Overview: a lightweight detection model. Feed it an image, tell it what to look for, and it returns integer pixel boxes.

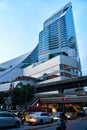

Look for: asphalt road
[2,116,87,130]
[66,118,87,130]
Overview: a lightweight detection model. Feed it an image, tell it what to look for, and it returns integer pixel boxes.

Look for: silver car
[28,112,54,125]
[0,111,21,128]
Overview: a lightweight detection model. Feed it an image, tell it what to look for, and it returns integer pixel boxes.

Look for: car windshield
[0,111,16,117]
[30,112,48,116]
[30,112,41,116]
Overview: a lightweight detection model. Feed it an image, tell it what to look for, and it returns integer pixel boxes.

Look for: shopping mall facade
[0,3,82,94]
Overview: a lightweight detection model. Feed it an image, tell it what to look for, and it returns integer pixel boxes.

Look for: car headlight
[66,115,71,119]
[30,117,37,122]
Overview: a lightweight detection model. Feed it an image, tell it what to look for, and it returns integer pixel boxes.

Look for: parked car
[65,112,76,119]
[0,111,21,128]
[83,107,87,115]
[27,112,54,125]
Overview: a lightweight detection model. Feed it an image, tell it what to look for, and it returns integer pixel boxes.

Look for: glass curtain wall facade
[19,45,38,68]
[0,2,82,86]
[38,3,79,63]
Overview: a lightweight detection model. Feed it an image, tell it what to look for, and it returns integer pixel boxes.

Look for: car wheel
[29,122,32,125]
[56,127,62,130]
[56,125,66,130]
[63,125,66,130]
[39,119,43,125]
[15,121,20,128]
[51,118,54,123]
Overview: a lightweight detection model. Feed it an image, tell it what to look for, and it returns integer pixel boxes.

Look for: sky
[0,0,87,75]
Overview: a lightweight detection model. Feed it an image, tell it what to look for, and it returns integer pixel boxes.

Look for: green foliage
[0,92,9,105]
[0,92,5,104]
[11,84,35,107]
[75,87,84,92]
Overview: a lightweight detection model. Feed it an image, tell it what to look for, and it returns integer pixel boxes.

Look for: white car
[28,112,54,125]
[0,111,21,128]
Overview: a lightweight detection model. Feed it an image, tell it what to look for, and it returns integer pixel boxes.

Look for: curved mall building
[0,2,82,91]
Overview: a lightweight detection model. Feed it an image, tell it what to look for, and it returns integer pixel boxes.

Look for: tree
[0,92,5,104]
[11,84,35,108]
[75,87,84,92]
[0,92,9,105]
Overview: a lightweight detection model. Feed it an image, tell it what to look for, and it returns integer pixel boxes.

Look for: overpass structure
[39,96,87,104]
[36,76,87,93]
[18,76,87,113]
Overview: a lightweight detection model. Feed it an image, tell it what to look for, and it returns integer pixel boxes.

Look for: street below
[3,117,87,130]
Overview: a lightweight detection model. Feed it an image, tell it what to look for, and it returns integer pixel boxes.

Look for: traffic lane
[37,126,57,130]
[3,117,87,130]
[66,119,87,130]
[33,118,87,130]
[25,121,60,130]
[2,122,60,130]
[0,124,30,130]
[25,119,87,130]
[26,118,87,130]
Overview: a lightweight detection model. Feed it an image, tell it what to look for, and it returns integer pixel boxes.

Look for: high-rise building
[38,3,80,65]
[0,2,82,91]
[24,2,82,83]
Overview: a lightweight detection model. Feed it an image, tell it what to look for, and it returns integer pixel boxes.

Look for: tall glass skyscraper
[38,3,80,64]
[0,2,82,91]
